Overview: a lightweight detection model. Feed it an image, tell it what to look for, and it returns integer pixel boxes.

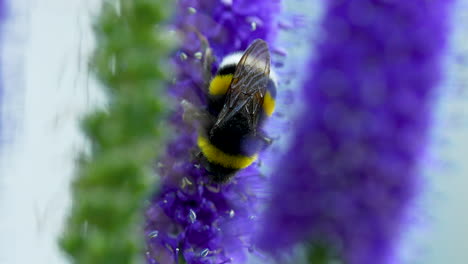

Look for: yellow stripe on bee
[197,136,257,169]
[209,75,233,96]
[263,91,275,116]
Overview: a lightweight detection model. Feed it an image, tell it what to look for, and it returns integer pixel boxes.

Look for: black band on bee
[217,64,236,76]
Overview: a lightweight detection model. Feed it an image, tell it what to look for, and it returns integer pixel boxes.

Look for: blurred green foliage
[306,242,342,264]
[59,0,175,263]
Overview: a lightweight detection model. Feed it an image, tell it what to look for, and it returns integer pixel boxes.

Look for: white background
[0,0,102,263]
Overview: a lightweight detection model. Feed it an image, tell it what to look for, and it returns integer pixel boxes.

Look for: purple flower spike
[146,166,267,264]
[258,1,453,264]
[175,0,280,61]
[146,0,280,263]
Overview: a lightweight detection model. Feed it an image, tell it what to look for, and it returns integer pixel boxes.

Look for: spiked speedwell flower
[145,0,280,263]
[257,0,453,264]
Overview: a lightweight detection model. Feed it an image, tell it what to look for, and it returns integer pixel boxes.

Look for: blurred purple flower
[0,0,4,19]
[145,1,280,264]
[257,0,453,263]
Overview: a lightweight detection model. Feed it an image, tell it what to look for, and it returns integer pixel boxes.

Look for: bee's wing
[212,39,271,135]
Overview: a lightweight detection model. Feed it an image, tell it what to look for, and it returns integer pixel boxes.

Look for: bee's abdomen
[197,135,258,170]
[197,112,260,170]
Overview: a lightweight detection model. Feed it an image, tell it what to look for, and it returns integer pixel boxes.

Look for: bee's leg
[181,99,204,125]
[194,30,214,89]
[180,25,215,86]
[191,150,203,166]
[262,136,273,145]
[181,100,213,130]
[257,132,273,150]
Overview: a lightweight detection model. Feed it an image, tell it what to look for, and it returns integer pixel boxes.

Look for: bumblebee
[184,38,277,183]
